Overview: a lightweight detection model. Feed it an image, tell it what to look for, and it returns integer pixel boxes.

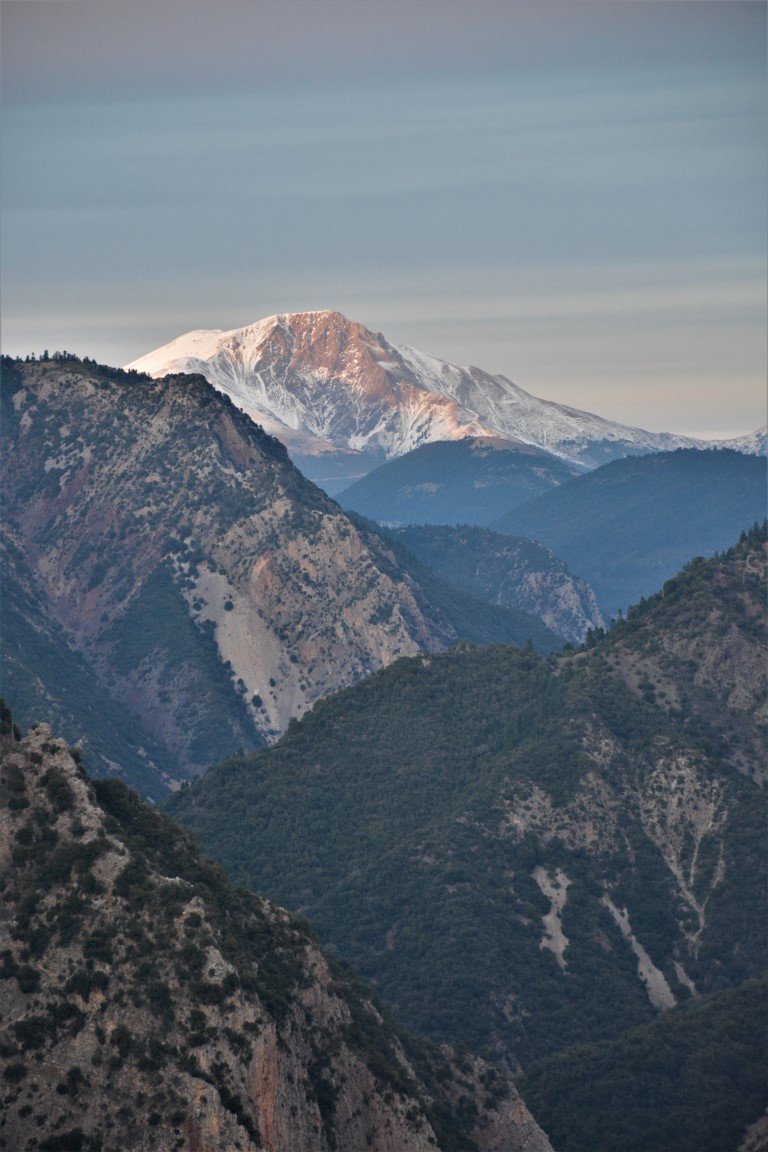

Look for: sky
[2,0,766,438]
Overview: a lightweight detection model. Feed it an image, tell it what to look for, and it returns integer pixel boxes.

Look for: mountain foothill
[1,317,766,1152]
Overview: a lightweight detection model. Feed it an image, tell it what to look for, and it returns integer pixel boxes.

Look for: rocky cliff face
[3,356,544,794]
[600,524,767,782]
[0,714,552,1152]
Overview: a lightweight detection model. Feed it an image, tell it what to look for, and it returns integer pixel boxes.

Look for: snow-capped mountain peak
[126,310,766,476]
[127,310,500,460]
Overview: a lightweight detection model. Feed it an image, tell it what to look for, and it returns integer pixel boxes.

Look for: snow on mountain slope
[127,310,765,471]
[713,427,767,456]
[395,346,701,467]
[127,311,498,463]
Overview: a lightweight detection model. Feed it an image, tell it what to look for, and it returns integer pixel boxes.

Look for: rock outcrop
[0,712,552,1152]
[2,356,552,796]
[600,523,767,781]
[391,525,604,643]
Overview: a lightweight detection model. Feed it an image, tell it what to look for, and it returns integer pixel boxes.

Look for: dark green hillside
[0,525,179,801]
[169,535,767,1068]
[520,978,768,1152]
[338,438,579,526]
[169,575,767,1069]
[494,449,767,615]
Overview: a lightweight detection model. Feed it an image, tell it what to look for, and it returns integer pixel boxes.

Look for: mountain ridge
[0,708,552,1152]
[168,529,767,1069]
[494,448,768,615]
[126,310,765,485]
[338,438,580,527]
[1,354,557,796]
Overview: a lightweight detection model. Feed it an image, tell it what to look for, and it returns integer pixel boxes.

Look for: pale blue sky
[2,0,765,436]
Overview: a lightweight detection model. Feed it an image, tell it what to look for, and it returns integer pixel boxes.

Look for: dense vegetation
[520,978,768,1152]
[338,438,578,526]
[169,535,767,1070]
[494,448,767,614]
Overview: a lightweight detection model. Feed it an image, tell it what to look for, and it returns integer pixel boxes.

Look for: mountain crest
[127,310,766,481]
[128,311,497,463]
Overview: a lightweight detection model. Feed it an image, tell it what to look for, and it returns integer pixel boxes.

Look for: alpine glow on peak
[127,310,766,478]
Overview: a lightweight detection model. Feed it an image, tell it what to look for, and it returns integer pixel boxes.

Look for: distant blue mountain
[338,437,580,526]
[494,448,767,615]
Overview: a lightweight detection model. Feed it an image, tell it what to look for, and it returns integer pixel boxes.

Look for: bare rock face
[1,358,469,792]
[600,527,767,782]
[741,1112,768,1152]
[0,717,553,1152]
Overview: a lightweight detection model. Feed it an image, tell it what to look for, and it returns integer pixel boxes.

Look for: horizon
[2,0,766,439]
[6,304,764,442]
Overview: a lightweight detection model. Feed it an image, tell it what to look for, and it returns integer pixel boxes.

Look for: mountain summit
[127,311,497,481]
[127,311,764,487]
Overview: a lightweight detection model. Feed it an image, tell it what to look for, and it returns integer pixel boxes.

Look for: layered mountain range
[0,708,552,1152]
[127,310,765,490]
[495,448,768,614]
[2,356,560,798]
[338,438,580,526]
[2,321,765,1152]
[170,529,767,1077]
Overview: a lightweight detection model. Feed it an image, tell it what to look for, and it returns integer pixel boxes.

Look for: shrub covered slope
[169,530,767,1073]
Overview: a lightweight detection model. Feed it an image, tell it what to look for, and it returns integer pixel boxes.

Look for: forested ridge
[169,529,767,1078]
[494,449,767,613]
[520,978,768,1152]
